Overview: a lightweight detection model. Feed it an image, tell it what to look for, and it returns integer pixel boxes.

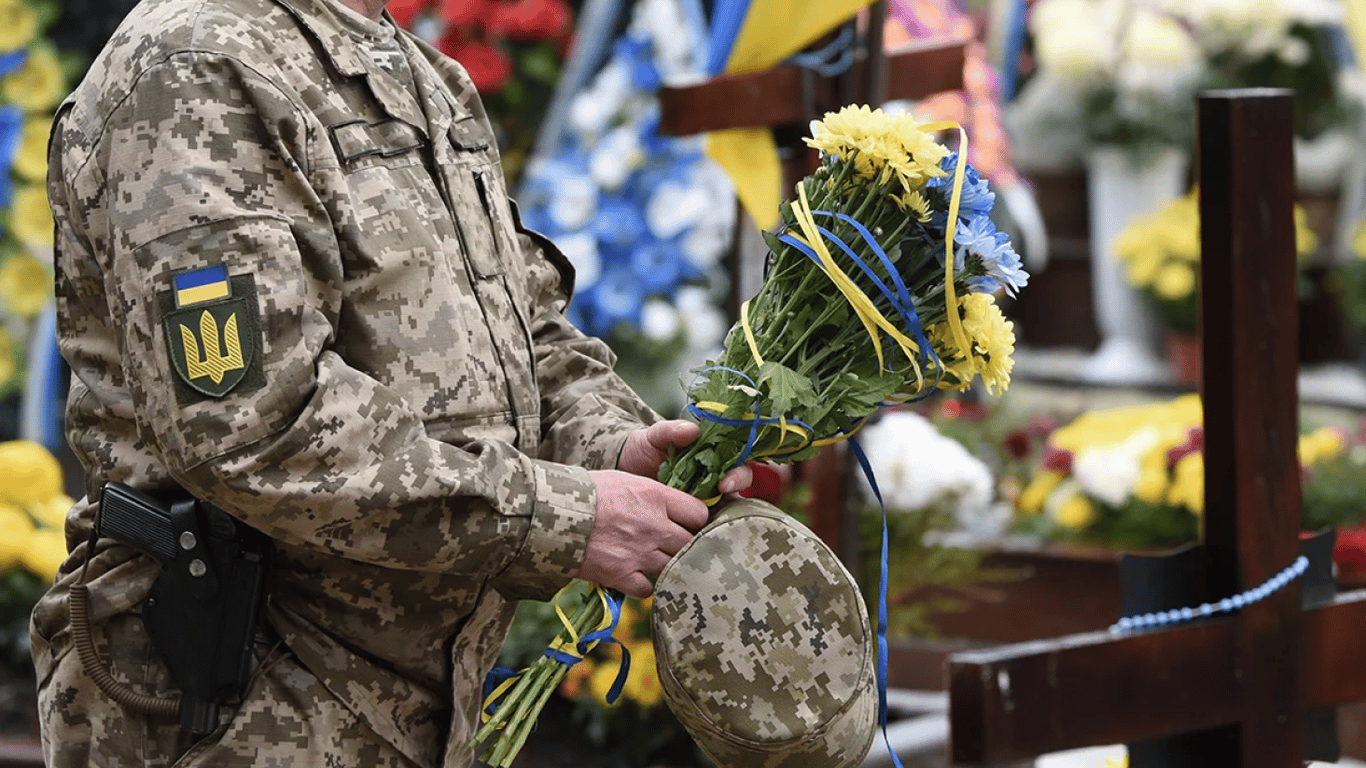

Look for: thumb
[645,420,700,452]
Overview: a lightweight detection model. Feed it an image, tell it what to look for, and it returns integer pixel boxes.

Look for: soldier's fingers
[716,464,753,495]
[654,523,693,558]
[618,573,654,600]
[645,420,699,452]
[642,549,674,579]
[662,490,709,531]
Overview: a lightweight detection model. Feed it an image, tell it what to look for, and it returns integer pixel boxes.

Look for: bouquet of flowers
[1112,188,1318,335]
[471,105,1028,765]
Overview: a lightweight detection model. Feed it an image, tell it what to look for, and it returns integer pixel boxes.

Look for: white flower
[646,177,711,239]
[856,412,995,528]
[547,175,600,232]
[589,126,644,190]
[567,60,632,139]
[1071,426,1162,507]
[555,232,602,289]
[640,299,681,342]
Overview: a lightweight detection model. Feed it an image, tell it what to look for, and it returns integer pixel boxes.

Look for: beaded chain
[1109,556,1310,634]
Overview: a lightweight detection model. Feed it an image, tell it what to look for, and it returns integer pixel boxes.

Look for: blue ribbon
[849,437,907,768]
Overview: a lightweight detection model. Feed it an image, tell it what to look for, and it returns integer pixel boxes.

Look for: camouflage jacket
[32,0,658,764]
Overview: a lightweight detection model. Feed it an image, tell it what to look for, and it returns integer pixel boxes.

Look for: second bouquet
[472,104,1029,766]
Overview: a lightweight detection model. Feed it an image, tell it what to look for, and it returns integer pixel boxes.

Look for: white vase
[1083,145,1189,384]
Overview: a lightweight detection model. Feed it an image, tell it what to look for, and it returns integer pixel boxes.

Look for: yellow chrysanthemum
[1017,471,1064,516]
[2,46,65,112]
[21,527,67,581]
[1133,462,1169,506]
[0,440,63,507]
[960,293,1015,396]
[0,325,15,388]
[29,493,73,529]
[1153,262,1196,301]
[0,0,36,53]
[806,105,947,188]
[0,502,35,569]
[1299,427,1346,467]
[900,190,932,222]
[621,640,663,708]
[1294,207,1319,257]
[13,116,51,182]
[0,251,52,317]
[12,183,54,249]
[1167,452,1204,515]
[1052,492,1095,530]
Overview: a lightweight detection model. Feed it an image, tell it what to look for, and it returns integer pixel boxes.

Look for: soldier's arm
[515,223,666,470]
[64,50,592,600]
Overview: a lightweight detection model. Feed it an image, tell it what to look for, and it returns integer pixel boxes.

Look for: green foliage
[1302,449,1366,534]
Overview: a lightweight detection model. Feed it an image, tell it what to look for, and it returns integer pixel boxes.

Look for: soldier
[30,0,750,763]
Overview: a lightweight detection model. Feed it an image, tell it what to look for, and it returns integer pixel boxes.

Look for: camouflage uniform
[30,0,659,764]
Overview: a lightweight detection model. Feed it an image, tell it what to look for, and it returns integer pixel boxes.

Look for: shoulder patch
[159,267,266,404]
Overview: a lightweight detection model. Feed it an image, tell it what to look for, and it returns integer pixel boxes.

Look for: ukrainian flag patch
[159,267,265,403]
[173,265,231,307]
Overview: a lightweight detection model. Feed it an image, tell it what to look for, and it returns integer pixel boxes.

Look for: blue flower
[0,50,26,78]
[576,266,646,336]
[926,153,995,228]
[593,196,648,265]
[630,239,703,295]
[953,214,1029,297]
[0,106,24,208]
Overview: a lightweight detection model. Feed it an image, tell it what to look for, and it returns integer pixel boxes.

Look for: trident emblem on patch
[161,266,260,400]
[180,310,245,385]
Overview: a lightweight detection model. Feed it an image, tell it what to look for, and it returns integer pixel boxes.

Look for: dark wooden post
[1198,88,1305,765]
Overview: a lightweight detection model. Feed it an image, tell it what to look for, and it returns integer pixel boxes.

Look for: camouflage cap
[651,497,876,768]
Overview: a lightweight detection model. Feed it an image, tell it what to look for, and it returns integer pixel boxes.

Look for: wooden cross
[656,6,969,568]
[944,89,1366,767]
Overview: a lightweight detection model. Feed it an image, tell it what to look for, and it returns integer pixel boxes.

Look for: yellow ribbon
[918,121,972,360]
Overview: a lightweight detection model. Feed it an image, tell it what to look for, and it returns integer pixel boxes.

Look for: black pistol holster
[90,482,272,733]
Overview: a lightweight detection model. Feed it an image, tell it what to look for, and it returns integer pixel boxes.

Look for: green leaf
[758,360,818,416]
[761,230,787,257]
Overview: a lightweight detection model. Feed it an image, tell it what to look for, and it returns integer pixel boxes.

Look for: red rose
[387,0,431,28]
[440,34,513,92]
[485,0,571,41]
[1334,527,1366,573]
[1041,444,1073,473]
[438,0,491,28]
[1003,429,1031,459]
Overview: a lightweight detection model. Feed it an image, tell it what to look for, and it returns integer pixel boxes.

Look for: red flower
[1334,526,1366,573]
[438,0,491,28]
[485,0,571,41]
[1026,415,1057,436]
[440,34,513,92]
[1166,426,1204,467]
[387,0,431,28]
[1003,429,1031,459]
[738,463,787,506]
[1041,444,1073,473]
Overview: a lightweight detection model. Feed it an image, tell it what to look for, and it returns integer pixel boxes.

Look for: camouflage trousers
[34,611,420,768]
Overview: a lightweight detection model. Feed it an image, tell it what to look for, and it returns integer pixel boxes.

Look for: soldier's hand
[617,420,752,495]
[577,469,710,599]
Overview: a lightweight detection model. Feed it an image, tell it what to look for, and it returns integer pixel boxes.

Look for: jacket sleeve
[516,222,663,472]
[63,51,591,600]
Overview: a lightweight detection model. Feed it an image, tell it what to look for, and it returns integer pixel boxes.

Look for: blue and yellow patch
[159,267,265,403]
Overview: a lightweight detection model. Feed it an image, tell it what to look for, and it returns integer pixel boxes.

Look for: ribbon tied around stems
[481,585,631,724]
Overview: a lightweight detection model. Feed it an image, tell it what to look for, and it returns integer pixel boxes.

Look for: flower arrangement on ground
[0,440,71,733]
[0,0,71,397]
[1011,394,1366,557]
[1112,188,1318,336]
[470,104,1029,766]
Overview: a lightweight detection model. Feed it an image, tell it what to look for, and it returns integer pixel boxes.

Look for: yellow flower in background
[1105,754,1129,768]
[0,440,63,507]
[1167,452,1204,514]
[0,325,15,388]
[21,527,66,581]
[0,0,37,52]
[558,659,592,700]
[587,657,623,708]
[30,493,73,529]
[12,182,54,248]
[1299,427,1346,467]
[13,115,51,181]
[2,46,64,111]
[1122,244,1164,289]
[1153,263,1196,301]
[621,640,663,708]
[1295,207,1319,257]
[1133,461,1170,506]
[0,251,52,317]
[1052,492,1096,530]
[1018,470,1064,516]
[0,502,35,569]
